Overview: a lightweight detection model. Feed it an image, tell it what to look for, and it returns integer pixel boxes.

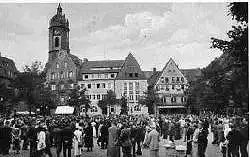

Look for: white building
[78,53,148,115]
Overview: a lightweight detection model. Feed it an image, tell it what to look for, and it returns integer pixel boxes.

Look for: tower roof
[49,3,69,29]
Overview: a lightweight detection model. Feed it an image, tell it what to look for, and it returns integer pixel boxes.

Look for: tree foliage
[67,87,90,115]
[188,3,248,113]
[13,61,45,114]
[120,96,128,115]
[138,85,160,115]
[97,90,118,115]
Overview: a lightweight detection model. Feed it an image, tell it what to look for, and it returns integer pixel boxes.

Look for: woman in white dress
[73,126,83,157]
[91,121,97,138]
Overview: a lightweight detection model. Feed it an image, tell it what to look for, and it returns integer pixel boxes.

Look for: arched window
[55,37,60,47]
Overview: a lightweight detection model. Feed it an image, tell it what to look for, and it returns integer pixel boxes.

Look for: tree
[0,81,15,115]
[97,90,118,115]
[210,2,248,113]
[120,96,128,115]
[67,87,90,115]
[37,86,57,115]
[138,85,160,115]
[13,61,45,114]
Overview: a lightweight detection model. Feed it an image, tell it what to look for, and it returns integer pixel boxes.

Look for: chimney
[153,67,156,74]
[83,58,88,63]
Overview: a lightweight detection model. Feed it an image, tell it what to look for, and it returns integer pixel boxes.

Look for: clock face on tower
[54,30,60,35]
[58,51,66,59]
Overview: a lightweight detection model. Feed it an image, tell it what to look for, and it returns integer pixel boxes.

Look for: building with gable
[147,58,190,114]
[78,53,148,115]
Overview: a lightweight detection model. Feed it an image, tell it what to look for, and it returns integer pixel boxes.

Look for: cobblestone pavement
[2,130,224,157]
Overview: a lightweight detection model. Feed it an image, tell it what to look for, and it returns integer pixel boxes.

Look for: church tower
[48,4,70,61]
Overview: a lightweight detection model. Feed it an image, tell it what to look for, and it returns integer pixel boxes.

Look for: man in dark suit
[62,124,74,157]
[53,125,63,157]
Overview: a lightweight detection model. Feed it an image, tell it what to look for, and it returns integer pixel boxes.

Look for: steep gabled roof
[80,60,124,74]
[116,53,146,80]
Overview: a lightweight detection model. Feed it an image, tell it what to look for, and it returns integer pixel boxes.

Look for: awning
[158,106,185,109]
[16,111,35,115]
[55,106,74,114]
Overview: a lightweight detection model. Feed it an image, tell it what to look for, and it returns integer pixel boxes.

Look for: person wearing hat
[143,124,160,157]
[119,123,132,157]
[107,120,120,157]
[197,121,209,157]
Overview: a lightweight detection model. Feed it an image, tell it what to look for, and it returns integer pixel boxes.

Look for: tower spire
[57,3,62,15]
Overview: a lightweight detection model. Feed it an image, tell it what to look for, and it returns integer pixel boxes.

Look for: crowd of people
[0,113,248,157]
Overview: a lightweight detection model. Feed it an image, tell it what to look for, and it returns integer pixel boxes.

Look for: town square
[0,2,248,157]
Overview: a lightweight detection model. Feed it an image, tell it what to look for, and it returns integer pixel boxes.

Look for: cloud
[71,3,231,71]
[0,3,233,71]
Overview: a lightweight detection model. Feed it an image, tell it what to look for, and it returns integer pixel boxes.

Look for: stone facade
[148,58,189,114]
[0,53,17,88]
[45,4,81,105]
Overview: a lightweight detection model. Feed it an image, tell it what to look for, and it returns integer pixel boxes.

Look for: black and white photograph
[0,1,248,157]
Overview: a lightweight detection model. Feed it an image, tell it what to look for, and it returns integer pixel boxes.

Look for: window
[56,63,59,69]
[88,84,91,89]
[60,84,64,90]
[110,74,115,78]
[110,106,115,112]
[135,95,139,101]
[102,94,106,100]
[55,37,60,47]
[105,74,108,79]
[84,75,88,79]
[134,105,141,111]
[135,73,138,77]
[165,77,169,83]
[172,85,175,90]
[51,73,55,80]
[69,71,73,78]
[97,94,100,100]
[181,97,185,103]
[51,85,56,91]
[98,74,101,78]
[124,83,127,90]
[91,74,95,79]
[108,83,112,89]
[171,97,176,103]
[97,83,100,88]
[129,82,133,90]
[92,95,96,100]
[81,84,85,89]
[176,77,180,82]
[129,73,133,77]
[172,77,175,83]
[161,77,164,83]
[129,95,133,100]
[181,85,185,90]
[181,77,184,82]
[102,83,106,88]
[64,62,67,68]
[135,82,139,90]
[60,72,64,79]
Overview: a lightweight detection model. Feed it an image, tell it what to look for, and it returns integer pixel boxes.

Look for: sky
[0,3,235,71]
